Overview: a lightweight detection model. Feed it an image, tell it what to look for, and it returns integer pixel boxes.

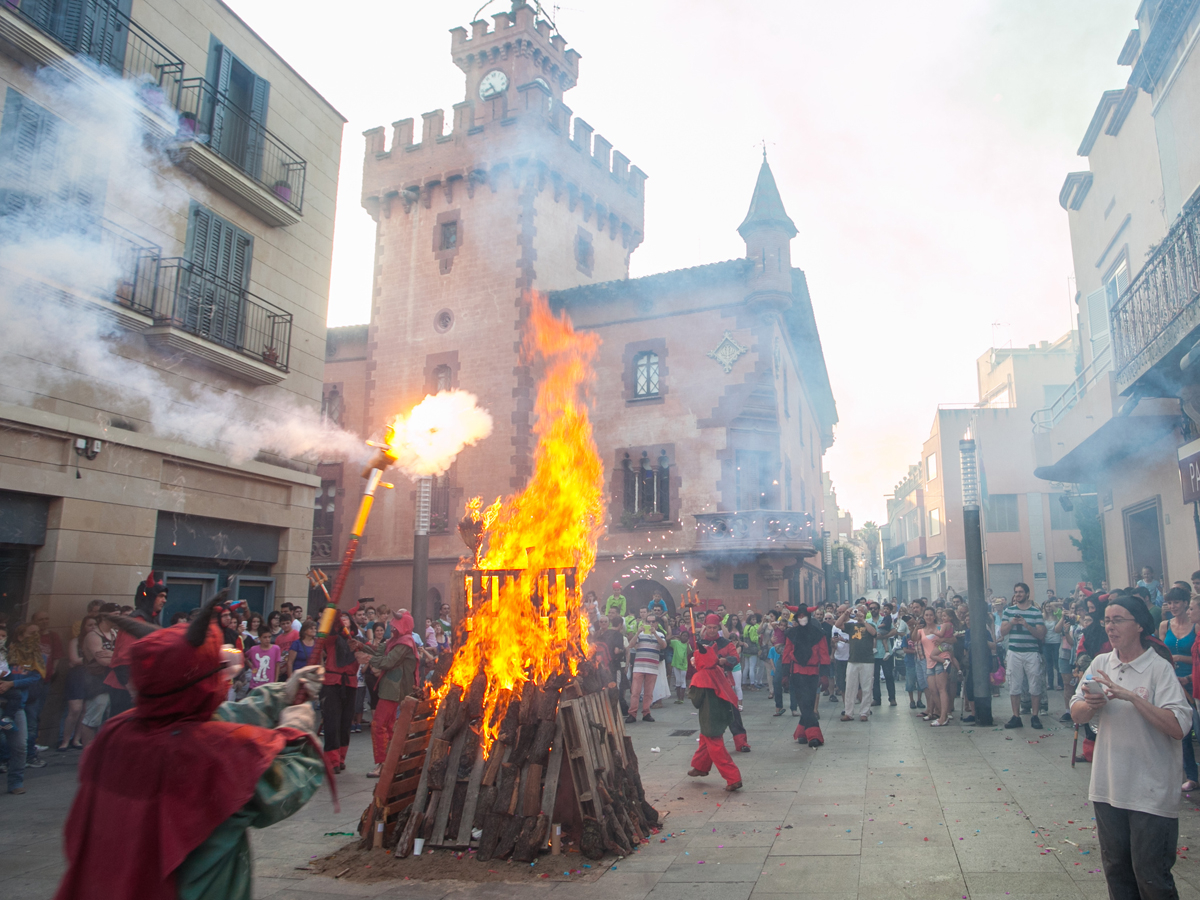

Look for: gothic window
[434,364,452,392]
[621,449,671,522]
[321,385,343,427]
[312,480,337,534]
[575,228,594,276]
[634,352,659,397]
[430,473,451,534]
[736,450,775,510]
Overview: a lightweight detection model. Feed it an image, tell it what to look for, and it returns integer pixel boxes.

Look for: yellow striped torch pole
[317,434,397,639]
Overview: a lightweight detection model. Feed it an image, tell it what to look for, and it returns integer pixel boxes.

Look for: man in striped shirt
[1001,582,1046,730]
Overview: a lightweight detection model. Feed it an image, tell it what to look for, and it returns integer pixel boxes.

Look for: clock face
[479,69,509,100]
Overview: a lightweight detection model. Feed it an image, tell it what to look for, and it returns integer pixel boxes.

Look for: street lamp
[960,429,992,726]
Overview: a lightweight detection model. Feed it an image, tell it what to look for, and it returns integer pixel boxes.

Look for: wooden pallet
[363,695,437,849]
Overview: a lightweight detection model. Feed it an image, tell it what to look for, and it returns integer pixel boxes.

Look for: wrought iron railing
[5,0,183,93]
[174,78,306,214]
[1112,192,1200,380]
[1030,345,1112,433]
[154,258,291,371]
[885,543,906,563]
[97,217,159,314]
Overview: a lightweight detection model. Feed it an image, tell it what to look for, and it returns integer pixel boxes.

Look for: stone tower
[353,1,645,604]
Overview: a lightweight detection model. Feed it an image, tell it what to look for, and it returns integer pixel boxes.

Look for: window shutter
[209,43,233,151]
[88,0,131,75]
[1086,287,1109,358]
[58,0,86,52]
[23,0,54,30]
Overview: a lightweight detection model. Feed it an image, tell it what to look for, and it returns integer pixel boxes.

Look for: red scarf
[689,641,740,707]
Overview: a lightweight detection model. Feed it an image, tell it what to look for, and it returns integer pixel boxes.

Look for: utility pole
[960,433,992,726]
[411,475,432,627]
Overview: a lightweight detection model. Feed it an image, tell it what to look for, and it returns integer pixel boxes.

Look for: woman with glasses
[1071,595,1191,899]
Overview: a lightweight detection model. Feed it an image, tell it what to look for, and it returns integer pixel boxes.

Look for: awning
[1034,412,1179,484]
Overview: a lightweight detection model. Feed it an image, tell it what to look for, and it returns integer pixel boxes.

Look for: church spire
[737,155,797,240]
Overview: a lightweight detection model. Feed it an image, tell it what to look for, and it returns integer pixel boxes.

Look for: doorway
[1123,497,1166,586]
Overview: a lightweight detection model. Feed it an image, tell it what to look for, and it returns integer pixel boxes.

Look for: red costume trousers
[372,699,399,764]
[691,735,741,786]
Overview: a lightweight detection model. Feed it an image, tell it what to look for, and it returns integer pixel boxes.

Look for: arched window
[634,351,659,397]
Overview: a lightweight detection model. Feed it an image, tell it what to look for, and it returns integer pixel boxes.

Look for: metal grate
[668,729,697,737]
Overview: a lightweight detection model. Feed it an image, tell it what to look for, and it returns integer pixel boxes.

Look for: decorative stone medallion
[707,330,748,374]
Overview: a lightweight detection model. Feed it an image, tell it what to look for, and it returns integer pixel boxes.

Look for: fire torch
[316,428,398,639]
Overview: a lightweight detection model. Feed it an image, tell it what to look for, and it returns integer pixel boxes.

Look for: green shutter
[183,202,252,350]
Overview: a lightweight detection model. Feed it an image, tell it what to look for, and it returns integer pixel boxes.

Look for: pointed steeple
[738,155,797,240]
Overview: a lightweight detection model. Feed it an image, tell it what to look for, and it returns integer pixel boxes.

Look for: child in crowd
[902,616,924,710]
[246,628,281,690]
[669,632,689,703]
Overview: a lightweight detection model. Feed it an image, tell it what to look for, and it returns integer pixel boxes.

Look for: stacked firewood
[373,657,659,862]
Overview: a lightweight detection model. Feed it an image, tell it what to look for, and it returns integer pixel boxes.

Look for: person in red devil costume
[785,605,831,748]
[103,572,168,716]
[54,591,329,900]
[686,614,744,791]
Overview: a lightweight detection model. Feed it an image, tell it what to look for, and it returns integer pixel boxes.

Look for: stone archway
[621,579,676,618]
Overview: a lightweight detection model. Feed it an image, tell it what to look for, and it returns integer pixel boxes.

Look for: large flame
[386,389,493,477]
[439,292,605,753]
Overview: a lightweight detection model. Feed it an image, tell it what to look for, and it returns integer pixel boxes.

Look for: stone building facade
[322,2,837,620]
[0,0,344,627]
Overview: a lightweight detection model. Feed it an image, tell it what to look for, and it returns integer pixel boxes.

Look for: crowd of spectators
[0,592,459,794]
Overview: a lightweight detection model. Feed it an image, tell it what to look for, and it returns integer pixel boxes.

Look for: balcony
[99,217,160,318]
[885,544,906,563]
[146,258,292,384]
[1111,190,1200,394]
[1031,345,1112,433]
[1,0,183,94]
[693,510,816,556]
[172,78,306,226]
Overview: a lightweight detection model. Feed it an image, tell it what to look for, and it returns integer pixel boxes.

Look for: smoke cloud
[386,389,493,478]
[0,65,365,467]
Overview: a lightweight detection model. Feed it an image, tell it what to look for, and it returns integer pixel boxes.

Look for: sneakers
[916,700,926,709]
[1059,712,1073,723]
[642,714,655,723]
[724,781,743,792]
[1030,716,1044,730]
[889,699,897,706]
[26,755,47,769]
[961,715,976,724]
[808,739,821,749]
[773,709,785,717]
[8,787,24,795]
[687,768,707,777]
[624,715,636,724]
[1004,716,1024,729]
[909,700,917,709]
[673,699,685,704]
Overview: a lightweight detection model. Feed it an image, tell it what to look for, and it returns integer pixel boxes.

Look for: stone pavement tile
[681,827,780,848]
[660,862,764,883]
[612,854,679,872]
[0,851,65,879]
[963,872,1088,899]
[709,792,795,822]
[644,881,753,900]
[0,870,63,898]
[767,837,860,856]
[749,892,857,900]
[952,839,1072,873]
[752,855,857,892]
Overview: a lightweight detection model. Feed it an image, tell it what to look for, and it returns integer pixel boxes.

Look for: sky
[229,0,1135,526]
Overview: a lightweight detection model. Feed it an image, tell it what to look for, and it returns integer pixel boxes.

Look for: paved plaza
[6,687,1200,899]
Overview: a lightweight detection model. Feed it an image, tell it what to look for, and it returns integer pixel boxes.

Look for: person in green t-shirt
[668,636,689,703]
[604,582,627,618]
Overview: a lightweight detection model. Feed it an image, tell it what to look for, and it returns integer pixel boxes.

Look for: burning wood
[360,294,659,861]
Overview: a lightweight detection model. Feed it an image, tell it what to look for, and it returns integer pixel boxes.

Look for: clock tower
[350,1,646,608]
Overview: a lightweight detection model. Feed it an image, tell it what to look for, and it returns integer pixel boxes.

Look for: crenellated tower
[352,1,646,601]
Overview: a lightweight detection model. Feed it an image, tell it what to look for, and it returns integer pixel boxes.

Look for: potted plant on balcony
[271,180,292,204]
[177,110,197,139]
[262,345,280,367]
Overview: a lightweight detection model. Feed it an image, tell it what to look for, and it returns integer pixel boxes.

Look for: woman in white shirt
[1070,594,1191,900]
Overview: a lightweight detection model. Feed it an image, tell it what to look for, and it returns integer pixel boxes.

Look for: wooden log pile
[364,656,659,861]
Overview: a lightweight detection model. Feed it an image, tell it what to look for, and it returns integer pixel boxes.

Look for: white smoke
[0,65,365,467]
[387,390,493,478]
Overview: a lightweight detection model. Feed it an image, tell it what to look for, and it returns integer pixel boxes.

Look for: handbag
[989,661,1006,686]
